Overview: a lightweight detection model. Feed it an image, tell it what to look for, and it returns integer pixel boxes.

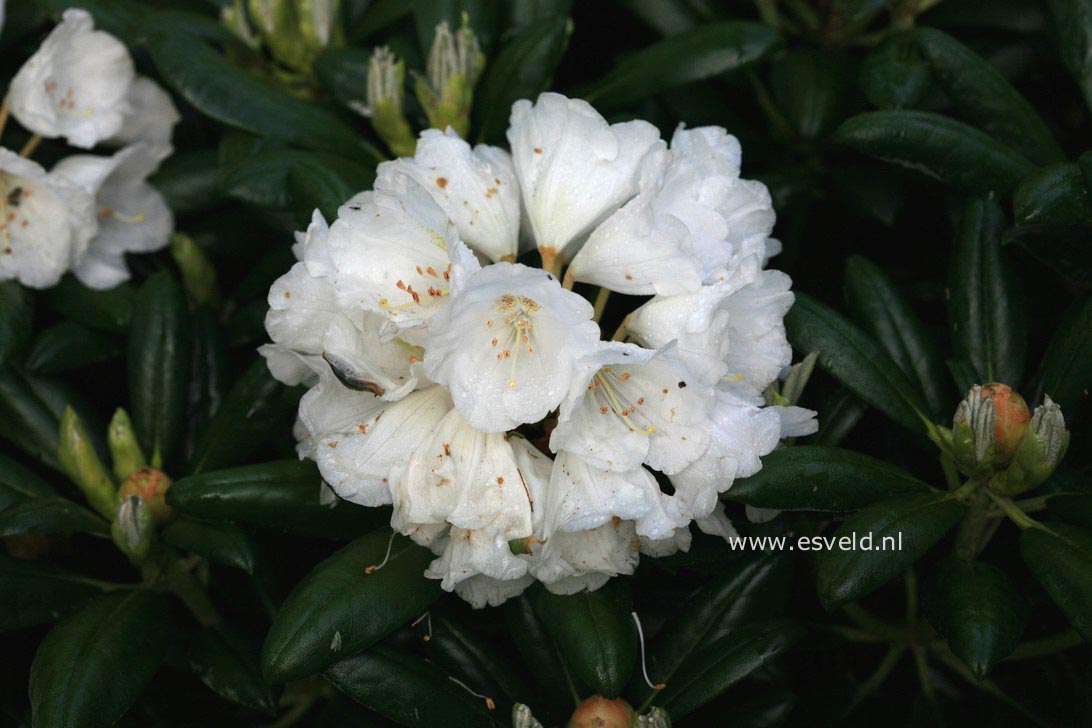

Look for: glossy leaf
[925,556,1027,679]
[531,579,636,699]
[289,157,375,224]
[168,460,387,539]
[834,111,1035,194]
[815,492,965,609]
[184,307,227,460]
[26,322,120,375]
[1020,524,1092,641]
[0,497,109,537]
[503,593,581,707]
[0,453,56,511]
[29,590,172,728]
[0,556,104,632]
[1013,162,1091,227]
[844,255,949,418]
[315,47,371,108]
[0,366,62,469]
[812,388,868,447]
[582,22,782,110]
[150,149,223,217]
[769,48,850,140]
[189,624,277,715]
[1038,296,1092,410]
[860,33,931,109]
[1050,0,1092,112]
[261,531,441,683]
[41,277,134,333]
[0,280,32,366]
[785,293,931,435]
[948,197,1027,386]
[728,446,931,511]
[162,520,257,574]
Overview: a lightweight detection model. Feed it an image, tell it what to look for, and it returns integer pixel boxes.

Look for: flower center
[589,366,656,435]
[491,294,540,389]
[0,175,34,254]
[43,80,94,117]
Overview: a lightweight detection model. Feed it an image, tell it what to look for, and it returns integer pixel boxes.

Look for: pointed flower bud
[568,696,635,728]
[221,0,262,50]
[117,468,174,525]
[246,0,343,73]
[512,704,545,728]
[636,707,671,728]
[991,396,1070,495]
[951,383,1030,476]
[170,233,220,309]
[414,18,485,138]
[108,408,147,481]
[361,46,416,157]
[58,406,118,519]
[111,495,155,562]
[298,0,345,57]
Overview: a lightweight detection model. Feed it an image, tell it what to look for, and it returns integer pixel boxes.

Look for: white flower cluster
[0,9,179,289]
[262,92,816,607]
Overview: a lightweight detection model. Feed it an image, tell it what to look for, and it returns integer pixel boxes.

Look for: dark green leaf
[185,307,227,461]
[768,48,850,140]
[947,357,980,395]
[42,0,148,42]
[503,593,581,708]
[860,33,931,110]
[531,579,635,699]
[148,33,380,161]
[834,0,894,26]
[29,590,172,728]
[1049,0,1092,112]
[925,556,1027,679]
[811,388,868,448]
[0,366,62,469]
[221,147,374,216]
[0,280,32,366]
[189,624,277,715]
[289,157,375,224]
[816,492,964,609]
[0,555,105,632]
[655,620,803,720]
[41,277,134,333]
[474,15,572,144]
[150,149,224,217]
[1013,161,1091,227]
[0,453,56,510]
[315,47,371,108]
[168,460,388,539]
[582,22,782,110]
[346,0,413,43]
[785,293,931,435]
[834,111,1035,194]
[325,646,495,728]
[0,497,109,537]
[128,271,191,468]
[728,446,932,511]
[26,322,120,375]
[914,28,1063,165]
[1038,296,1092,410]
[262,531,441,683]
[614,0,705,35]
[1046,493,1092,530]
[844,255,949,418]
[162,520,257,574]
[948,197,1027,386]
[1020,524,1092,641]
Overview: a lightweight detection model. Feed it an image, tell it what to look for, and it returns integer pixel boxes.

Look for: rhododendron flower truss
[263,92,816,607]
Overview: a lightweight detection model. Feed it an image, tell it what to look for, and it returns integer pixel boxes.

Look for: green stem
[986,490,1040,531]
[159,552,220,627]
[911,646,942,722]
[1006,630,1083,661]
[821,624,891,643]
[845,645,905,717]
[939,452,961,490]
[842,603,904,641]
[592,287,611,323]
[933,650,1048,726]
[955,488,993,559]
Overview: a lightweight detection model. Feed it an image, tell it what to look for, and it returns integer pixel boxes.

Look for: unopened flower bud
[108,408,147,481]
[414,18,485,138]
[991,396,1070,495]
[221,0,262,50]
[117,468,174,525]
[983,383,1030,463]
[951,384,1030,476]
[361,46,416,157]
[635,707,671,728]
[512,703,544,728]
[58,406,118,519]
[298,0,344,58]
[568,696,635,728]
[170,233,220,309]
[246,0,343,73]
[111,495,155,562]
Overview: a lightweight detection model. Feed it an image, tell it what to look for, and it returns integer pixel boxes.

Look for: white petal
[534,519,639,594]
[378,128,520,262]
[507,92,662,259]
[9,9,135,148]
[426,527,529,590]
[542,450,655,534]
[774,405,818,437]
[695,502,740,541]
[453,573,534,608]
[108,76,180,148]
[745,505,781,524]
[639,527,692,558]
[424,262,600,432]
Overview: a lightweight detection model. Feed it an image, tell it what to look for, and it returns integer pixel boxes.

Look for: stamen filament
[363,531,397,574]
[632,611,666,692]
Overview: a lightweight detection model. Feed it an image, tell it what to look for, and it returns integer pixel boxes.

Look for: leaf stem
[845,644,905,717]
[1005,630,1083,661]
[19,133,42,158]
[985,490,1040,531]
[592,287,611,322]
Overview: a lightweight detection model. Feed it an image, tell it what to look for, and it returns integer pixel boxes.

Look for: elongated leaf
[189,624,277,715]
[221,147,374,215]
[1038,296,1092,410]
[0,280,32,366]
[728,446,931,511]
[816,492,964,609]
[860,33,931,109]
[162,520,257,574]
[1049,0,1092,112]
[41,277,134,333]
[346,0,413,43]
[26,322,120,375]
[582,22,782,110]
[1046,493,1092,530]
[289,158,375,224]
[185,307,227,461]
[474,15,572,143]
[315,47,371,108]
[949,197,1027,386]
[30,590,172,728]
[614,0,705,35]
[769,48,850,140]
[785,293,931,435]
[1020,524,1092,641]
[503,593,581,709]
[844,255,949,418]
[0,365,62,469]
[0,453,56,511]
[925,556,1027,679]
[834,111,1035,194]
[262,531,441,683]
[1013,162,1091,227]
[326,646,495,727]
[150,149,223,217]
[0,497,109,537]
[531,580,635,699]
[0,556,104,632]
[812,388,868,447]
[914,28,1063,164]
[168,460,387,539]
[128,271,191,467]
[655,620,803,720]
[148,33,379,161]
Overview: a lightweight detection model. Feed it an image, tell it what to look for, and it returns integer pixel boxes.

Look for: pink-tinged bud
[980,383,1030,464]
[567,696,635,728]
[117,468,174,524]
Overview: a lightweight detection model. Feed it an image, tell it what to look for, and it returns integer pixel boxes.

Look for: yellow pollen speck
[508,378,517,388]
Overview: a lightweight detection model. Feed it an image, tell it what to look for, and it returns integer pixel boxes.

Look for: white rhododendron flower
[9,9,135,148]
[263,92,816,607]
[107,77,182,149]
[0,148,96,288]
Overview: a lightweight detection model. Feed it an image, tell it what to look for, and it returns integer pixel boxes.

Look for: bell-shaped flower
[424,262,601,432]
[453,573,535,609]
[53,143,173,289]
[327,174,479,337]
[108,77,181,149]
[507,92,662,266]
[425,526,529,591]
[0,148,96,289]
[377,128,520,263]
[9,9,135,148]
[550,342,714,474]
